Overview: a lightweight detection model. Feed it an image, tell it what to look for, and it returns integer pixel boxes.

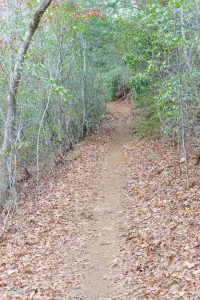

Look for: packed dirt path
[1,100,200,299]
[0,100,133,300]
[76,101,131,299]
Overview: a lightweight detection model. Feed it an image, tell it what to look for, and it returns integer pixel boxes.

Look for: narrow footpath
[0,100,133,300]
[1,100,199,300]
[75,101,132,299]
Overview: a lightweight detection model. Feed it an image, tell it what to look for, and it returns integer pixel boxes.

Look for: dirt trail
[0,100,133,300]
[1,100,199,299]
[77,101,132,299]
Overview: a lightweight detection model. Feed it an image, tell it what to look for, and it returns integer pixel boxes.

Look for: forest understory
[0,100,199,299]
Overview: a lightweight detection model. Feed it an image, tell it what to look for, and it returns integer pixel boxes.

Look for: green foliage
[148,153,160,161]
[0,1,122,168]
[133,114,160,136]
[1,0,199,181]
[117,0,200,138]
[104,67,130,101]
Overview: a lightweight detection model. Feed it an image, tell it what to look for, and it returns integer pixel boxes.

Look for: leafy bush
[133,114,160,137]
[104,66,130,101]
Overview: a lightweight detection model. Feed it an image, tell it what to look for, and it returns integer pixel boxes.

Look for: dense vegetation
[120,0,200,140]
[0,0,199,201]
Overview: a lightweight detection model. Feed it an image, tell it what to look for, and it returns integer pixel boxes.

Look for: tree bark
[0,0,53,201]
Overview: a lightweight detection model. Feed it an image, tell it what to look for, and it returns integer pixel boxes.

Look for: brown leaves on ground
[0,136,109,299]
[120,136,200,299]
[0,100,200,299]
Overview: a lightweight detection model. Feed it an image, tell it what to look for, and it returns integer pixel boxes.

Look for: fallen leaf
[7,270,15,276]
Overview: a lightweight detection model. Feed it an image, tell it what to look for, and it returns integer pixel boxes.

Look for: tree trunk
[0,0,53,202]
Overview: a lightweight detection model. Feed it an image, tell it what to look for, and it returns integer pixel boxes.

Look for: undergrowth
[132,113,160,137]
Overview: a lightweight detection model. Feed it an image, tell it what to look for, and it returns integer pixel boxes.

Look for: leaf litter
[0,100,199,299]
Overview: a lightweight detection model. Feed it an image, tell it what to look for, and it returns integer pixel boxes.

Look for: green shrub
[104,66,130,101]
[133,114,160,136]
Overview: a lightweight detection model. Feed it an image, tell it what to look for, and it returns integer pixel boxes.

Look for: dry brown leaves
[119,136,200,299]
[0,135,109,299]
[0,100,199,299]
[74,9,105,20]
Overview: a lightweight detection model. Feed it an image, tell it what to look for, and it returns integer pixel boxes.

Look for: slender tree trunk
[0,0,53,202]
[81,36,87,136]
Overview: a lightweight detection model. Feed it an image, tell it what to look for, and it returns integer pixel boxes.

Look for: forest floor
[0,100,200,300]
